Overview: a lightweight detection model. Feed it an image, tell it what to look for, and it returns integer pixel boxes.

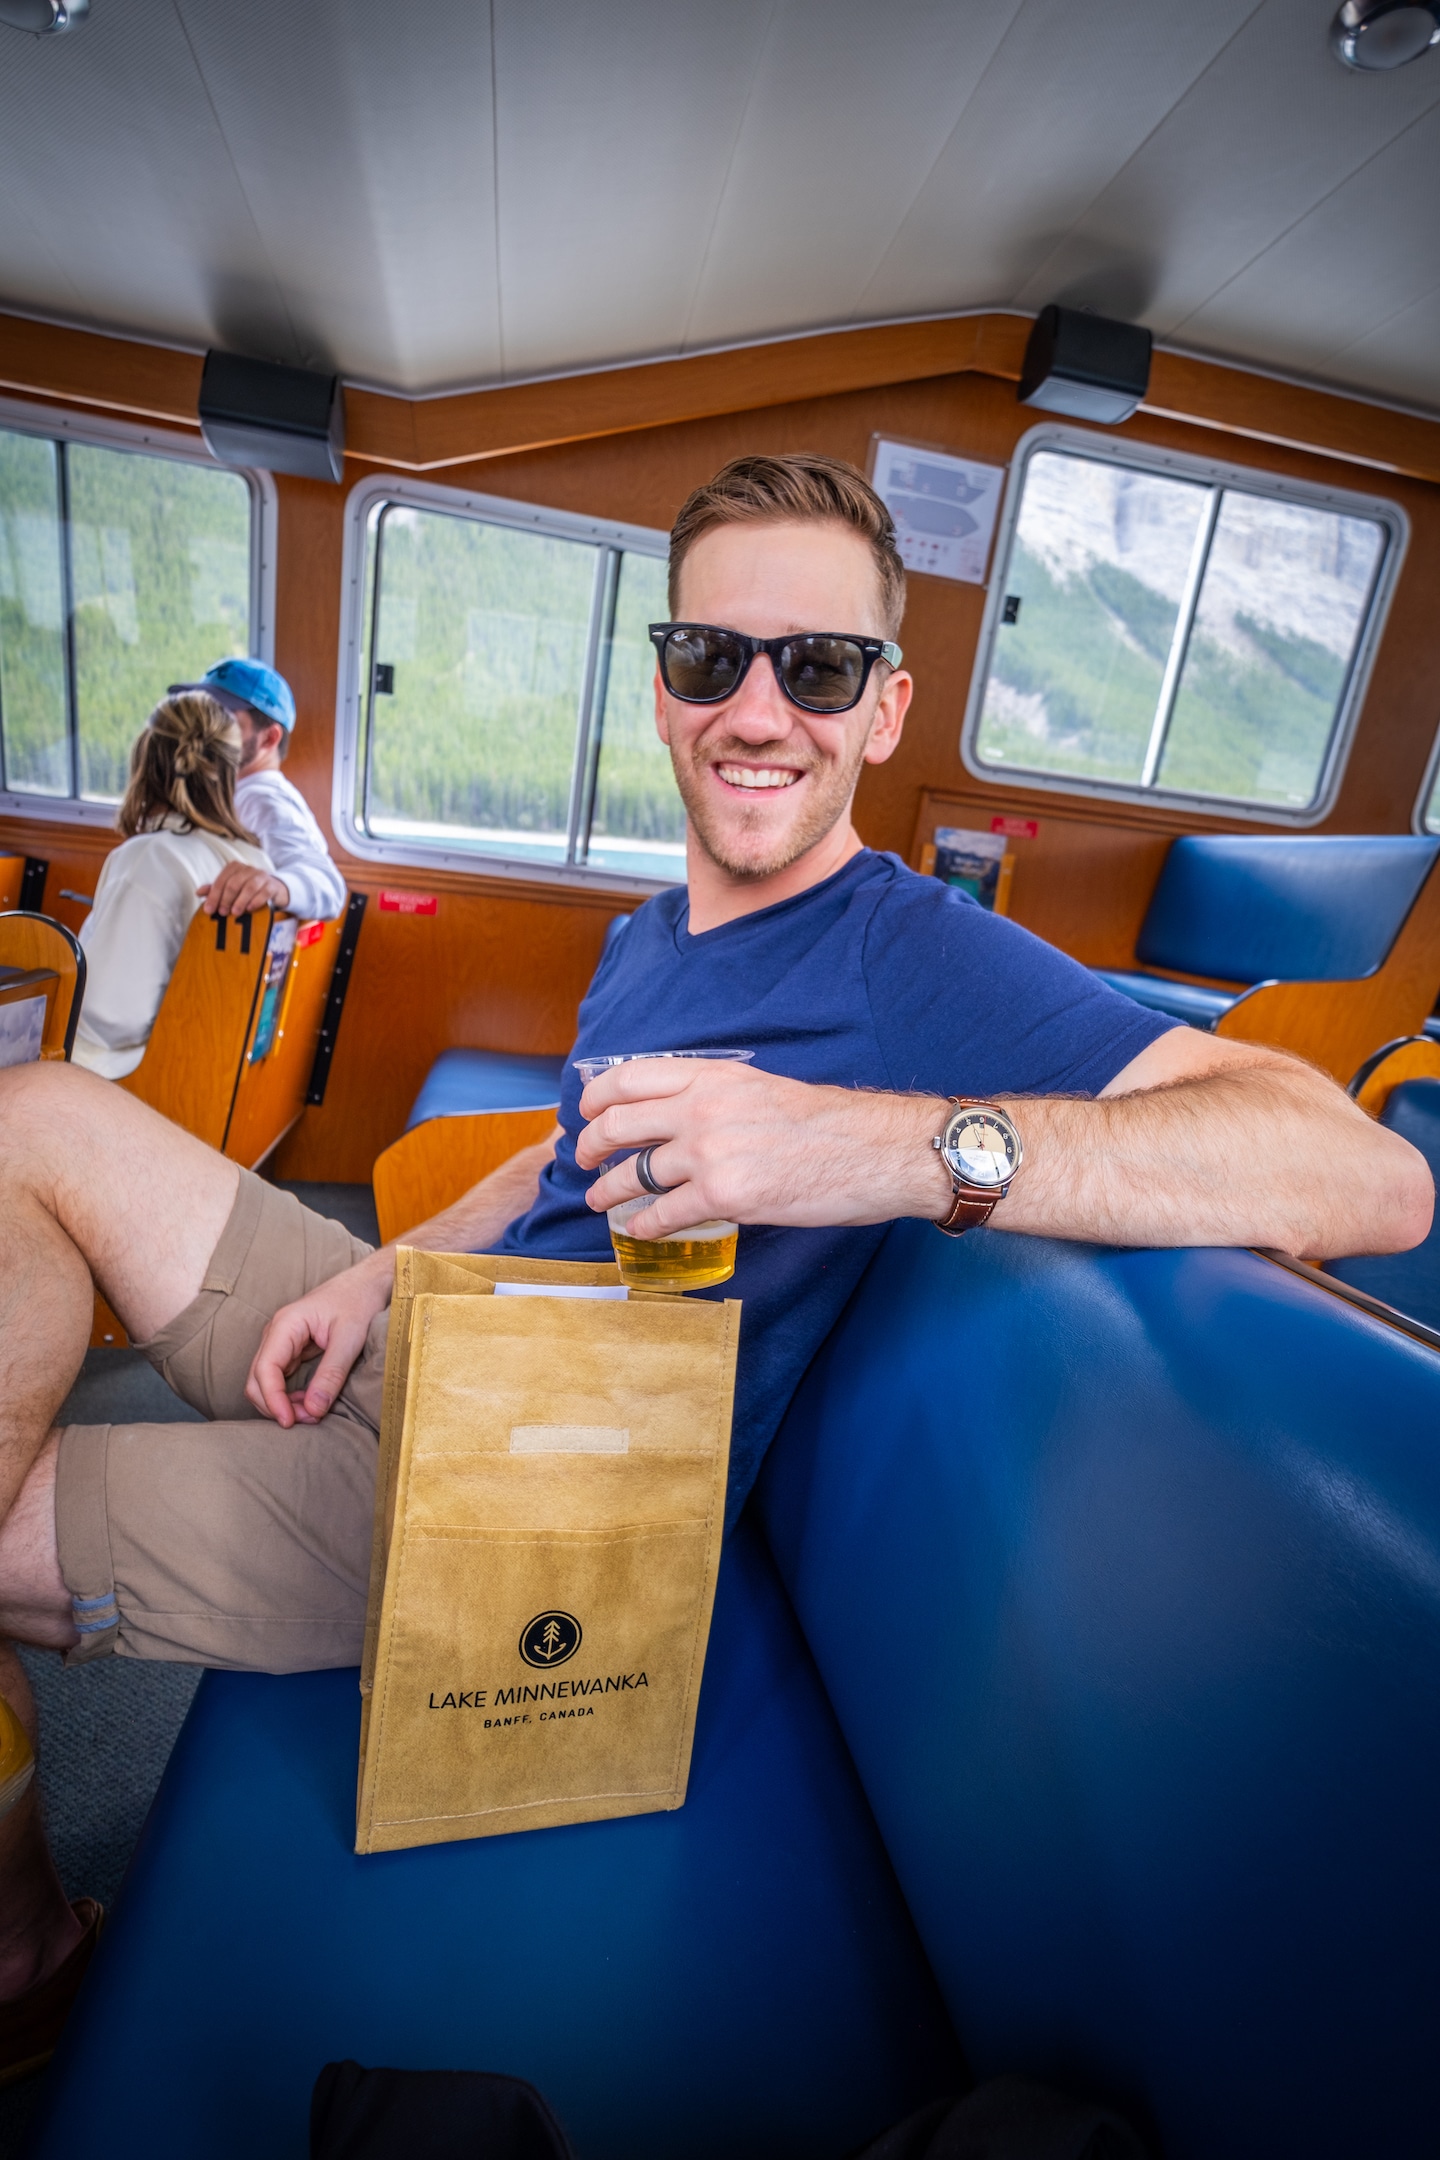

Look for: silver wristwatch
[931,1098,1024,1237]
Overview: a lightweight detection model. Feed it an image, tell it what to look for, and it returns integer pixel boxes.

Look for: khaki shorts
[56,1170,390,1672]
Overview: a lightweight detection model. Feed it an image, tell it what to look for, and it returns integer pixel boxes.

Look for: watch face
[942,1109,1020,1190]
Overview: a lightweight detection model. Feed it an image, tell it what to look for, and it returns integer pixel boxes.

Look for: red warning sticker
[296,919,325,947]
[990,816,1038,839]
[378,889,439,916]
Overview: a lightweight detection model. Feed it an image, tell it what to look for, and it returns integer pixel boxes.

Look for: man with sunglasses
[0,455,1426,2049]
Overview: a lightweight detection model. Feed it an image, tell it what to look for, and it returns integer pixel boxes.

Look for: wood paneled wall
[5,312,1440,1181]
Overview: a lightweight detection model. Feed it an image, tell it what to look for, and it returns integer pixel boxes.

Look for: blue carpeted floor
[0,1182,379,2156]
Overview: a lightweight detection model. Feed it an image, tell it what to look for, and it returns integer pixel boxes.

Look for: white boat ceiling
[1,0,1438,411]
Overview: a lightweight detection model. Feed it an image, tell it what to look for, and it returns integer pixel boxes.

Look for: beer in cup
[573,1050,753,1293]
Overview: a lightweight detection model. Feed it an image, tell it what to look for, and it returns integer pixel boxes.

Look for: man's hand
[198,861,291,917]
[242,1130,559,1427]
[578,1058,947,1235]
[246,1249,392,1427]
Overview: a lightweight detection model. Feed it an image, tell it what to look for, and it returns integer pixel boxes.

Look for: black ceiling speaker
[0,0,88,30]
[1018,306,1152,427]
[1332,0,1440,67]
[198,352,345,482]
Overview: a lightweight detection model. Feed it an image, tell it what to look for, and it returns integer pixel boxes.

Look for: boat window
[352,489,681,885]
[1418,746,1440,838]
[0,422,257,811]
[966,430,1402,822]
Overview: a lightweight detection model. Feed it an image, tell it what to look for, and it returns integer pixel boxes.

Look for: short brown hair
[669,453,906,638]
[118,693,257,845]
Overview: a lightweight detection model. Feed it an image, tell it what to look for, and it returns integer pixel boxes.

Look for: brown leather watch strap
[934,1187,999,1238]
[934,1094,1001,1239]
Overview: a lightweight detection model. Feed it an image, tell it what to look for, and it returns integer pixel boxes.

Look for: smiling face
[657,517,911,888]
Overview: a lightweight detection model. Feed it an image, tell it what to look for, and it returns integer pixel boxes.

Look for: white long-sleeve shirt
[235,769,346,923]
[72,819,275,1080]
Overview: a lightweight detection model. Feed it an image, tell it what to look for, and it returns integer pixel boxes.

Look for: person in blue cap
[168,658,346,924]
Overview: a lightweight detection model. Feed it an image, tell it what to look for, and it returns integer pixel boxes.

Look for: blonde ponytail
[118,693,258,845]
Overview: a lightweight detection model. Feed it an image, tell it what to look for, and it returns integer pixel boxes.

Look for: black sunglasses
[649,622,903,716]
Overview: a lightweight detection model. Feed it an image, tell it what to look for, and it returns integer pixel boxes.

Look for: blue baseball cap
[168,658,296,734]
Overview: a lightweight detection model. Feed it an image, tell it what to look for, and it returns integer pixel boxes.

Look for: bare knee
[0,1434,76,1654]
[0,1062,115,1181]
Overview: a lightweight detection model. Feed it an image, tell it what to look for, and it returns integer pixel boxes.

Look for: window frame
[1411,721,1440,836]
[960,422,1408,826]
[333,470,674,895]
[0,390,275,829]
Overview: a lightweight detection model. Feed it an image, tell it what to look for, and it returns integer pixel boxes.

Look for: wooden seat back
[0,910,86,1059]
[372,1106,558,1244]
[0,856,25,911]
[120,906,342,1167]
[224,914,342,1169]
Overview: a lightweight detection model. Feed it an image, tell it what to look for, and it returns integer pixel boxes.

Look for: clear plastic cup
[573,1048,754,1087]
[572,1049,754,1292]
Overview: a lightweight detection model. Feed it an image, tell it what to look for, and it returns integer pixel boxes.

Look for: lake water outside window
[971,440,1392,816]
[0,423,255,807]
[361,499,683,882]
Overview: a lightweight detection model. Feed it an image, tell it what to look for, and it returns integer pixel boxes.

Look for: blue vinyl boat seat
[404,1046,567,1131]
[33,1224,1440,2159]
[1328,1076,1440,1331]
[1095,832,1440,1028]
[32,1523,961,2160]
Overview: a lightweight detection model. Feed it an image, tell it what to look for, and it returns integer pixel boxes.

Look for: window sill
[0,794,120,832]
[335,814,682,899]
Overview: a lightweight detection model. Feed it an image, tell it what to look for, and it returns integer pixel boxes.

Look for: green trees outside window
[0,424,253,805]
[973,445,1389,816]
[361,500,683,883]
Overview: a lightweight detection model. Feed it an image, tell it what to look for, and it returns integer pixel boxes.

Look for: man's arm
[224,777,348,921]
[245,1130,559,1426]
[574,1034,1432,1264]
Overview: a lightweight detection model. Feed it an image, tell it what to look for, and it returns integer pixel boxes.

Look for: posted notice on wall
[870,438,1006,585]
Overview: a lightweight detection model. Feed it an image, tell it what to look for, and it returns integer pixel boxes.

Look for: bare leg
[0,1641,80,1996]
[0,1062,241,1523]
[0,1065,242,2007]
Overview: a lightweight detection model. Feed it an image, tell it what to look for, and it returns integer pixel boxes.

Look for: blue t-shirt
[496,850,1173,1527]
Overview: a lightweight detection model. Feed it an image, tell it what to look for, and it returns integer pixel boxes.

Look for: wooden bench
[118,904,341,1165]
[87,906,342,1347]
[0,909,86,1062]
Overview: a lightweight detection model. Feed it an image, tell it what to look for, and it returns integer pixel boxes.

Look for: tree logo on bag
[519,1611,583,1669]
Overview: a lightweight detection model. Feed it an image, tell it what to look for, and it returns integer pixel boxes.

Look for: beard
[668,729,871,881]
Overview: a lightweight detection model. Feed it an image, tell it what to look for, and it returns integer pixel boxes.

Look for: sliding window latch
[373,663,395,695]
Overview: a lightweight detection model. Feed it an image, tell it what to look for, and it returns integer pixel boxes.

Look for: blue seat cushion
[32,1522,962,2160]
[760,1222,1440,2160]
[1329,1078,1440,1329]
[405,1047,567,1130]
[1091,969,1238,1028]
[1136,833,1439,985]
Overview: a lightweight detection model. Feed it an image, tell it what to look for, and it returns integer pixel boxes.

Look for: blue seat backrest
[601,911,631,958]
[759,1222,1440,2160]
[1136,833,1439,985]
[1328,1078,1440,1328]
[405,1046,567,1129]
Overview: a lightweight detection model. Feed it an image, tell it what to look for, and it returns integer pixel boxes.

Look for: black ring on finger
[634,1145,678,1197]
